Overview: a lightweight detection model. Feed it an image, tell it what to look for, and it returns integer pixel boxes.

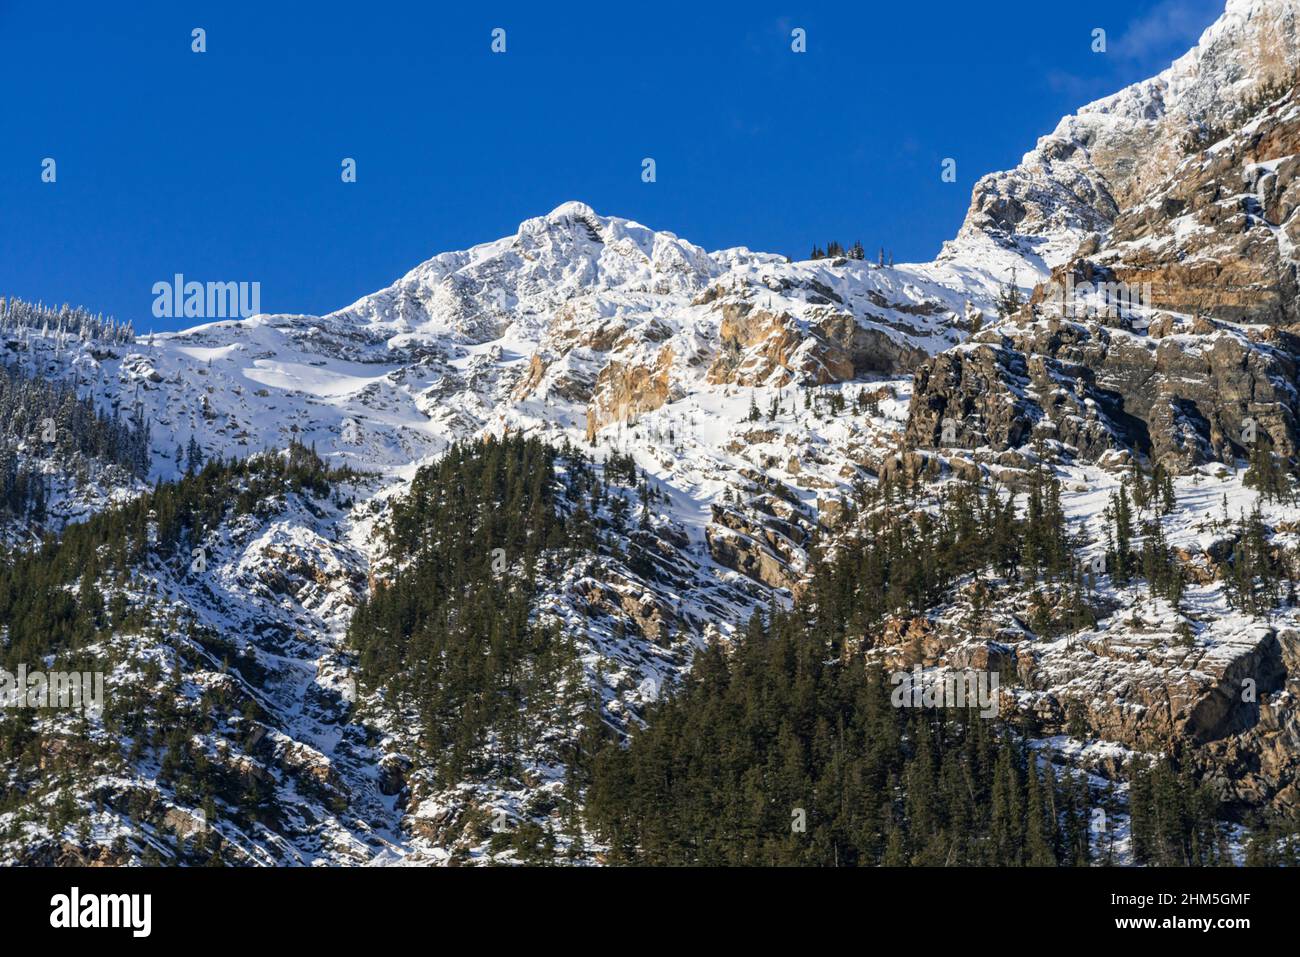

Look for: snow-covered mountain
[5,0,1300,866]
[75,199,1004,489]
[946,0,1300,273]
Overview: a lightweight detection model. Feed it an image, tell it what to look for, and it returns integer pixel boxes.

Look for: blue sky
[0,0,1224,331]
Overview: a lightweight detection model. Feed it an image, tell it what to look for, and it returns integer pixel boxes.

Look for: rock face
[1023,621,1300,817]
[912,9,1300,473]
[702,299,931,390]
[943,0,1300,272]
[837,565,1300,818]
[1096,87,1300,328]
[1199,629,1300,813]
[875,0,1300,830]
[705,499,809,592]
[906,313,1300,472]
[708,304,850,386]
[1027,624,1286,750]
[585,345,677,440]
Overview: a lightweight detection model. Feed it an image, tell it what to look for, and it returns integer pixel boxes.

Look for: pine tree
[996,269,1023,319]
[185,436,204,474]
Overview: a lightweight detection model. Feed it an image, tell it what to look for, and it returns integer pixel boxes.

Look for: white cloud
[1111,0,1223,64]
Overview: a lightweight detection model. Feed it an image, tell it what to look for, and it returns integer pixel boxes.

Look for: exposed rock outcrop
[906,316,1300,472]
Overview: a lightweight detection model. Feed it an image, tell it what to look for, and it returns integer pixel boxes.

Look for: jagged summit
[544,199,601,221]
[110,190,984,480]
[946,0,1300,269]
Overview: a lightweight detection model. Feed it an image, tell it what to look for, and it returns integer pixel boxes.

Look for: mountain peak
[945,0,1300,271]
[544,200,601,222]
